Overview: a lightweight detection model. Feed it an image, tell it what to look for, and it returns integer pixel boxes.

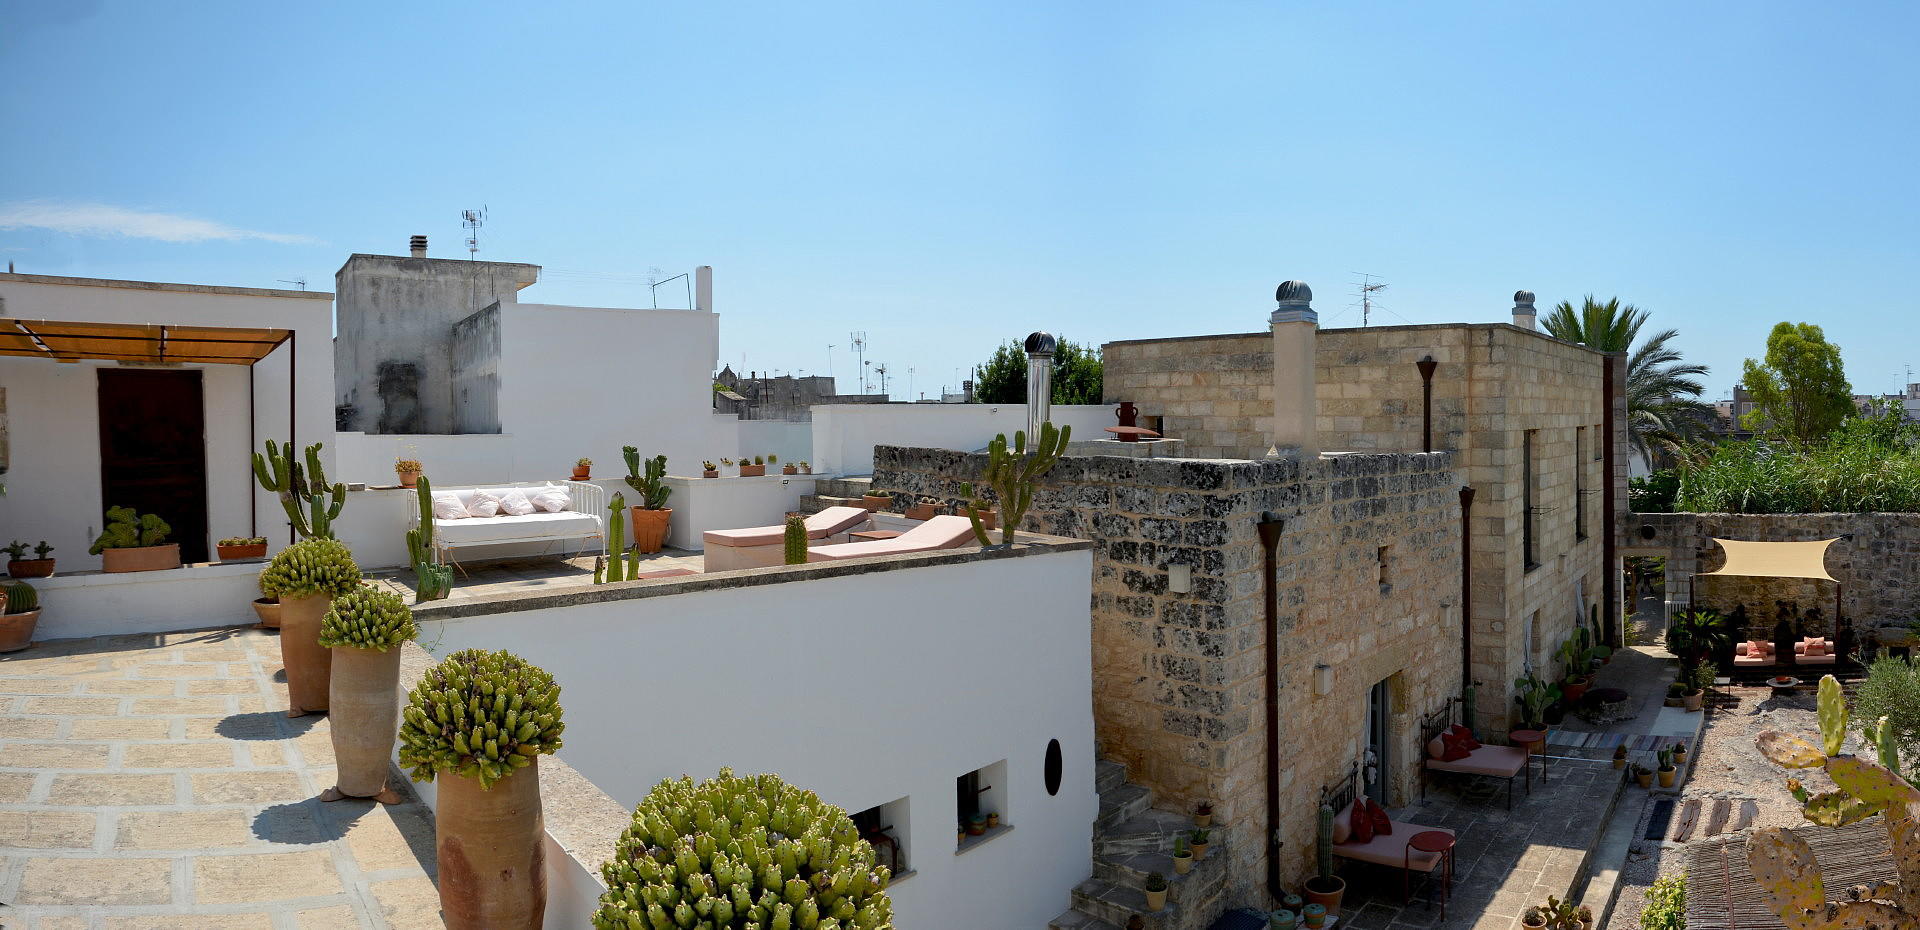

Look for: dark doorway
[1364,677,1392,803]
[98,369,208,563]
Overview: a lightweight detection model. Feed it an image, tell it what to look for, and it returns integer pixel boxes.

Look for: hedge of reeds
[1675,405,1920,513]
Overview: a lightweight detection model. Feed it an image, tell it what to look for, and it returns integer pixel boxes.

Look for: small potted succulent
[1632,763,1654,789]
[317,585,417,805]
[1664,681,1688,707]
[1612,744,1627,770]
[1523,907,1547,929]
[1671,740,1689,767]
[90,506,179,573]
[1283,893,1305,914]
[394,458,423,488]
[740,455,766,477]
[1144,872,1168,912]
[1656,746,1678,788]
[1171,834,1193,874]
[1684,662,1715,712]
[799,460,812,474]
[258,537,362,716]
[985,810,1000,829]
[4,540,55,578]
[0,581,41,653]
[862,490,894,512]
[1579,904,1595,930]
[572,457,592,480]
[701,461,719,478]
[1188,827,1210,860]
[904,499,938,521]
[1194,800,1214,828]
[782,458,799,475]
[216,536,268,561]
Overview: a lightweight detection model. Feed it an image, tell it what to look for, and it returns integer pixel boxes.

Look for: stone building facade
[874,446,1462,902]
[1102,300,1626,736]
[711,366,888,421]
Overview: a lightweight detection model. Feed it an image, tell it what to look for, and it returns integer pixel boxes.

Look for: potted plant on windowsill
[317,585,417,805]
[966,812,987,836]
[572,457,592,480]
[1303,802,1345,916]
[394,458,422,488]
[4,540,55,578]
[799,460,812,474]
[400,649,564,929]
[217,536,268,561]
[90,506,180,573]
[258,537,362,717]
[1145,872,1168,912]
[1171,834,1193,874]
[622,447,674,554]
[0,581,41,653]
[701,461,718,479]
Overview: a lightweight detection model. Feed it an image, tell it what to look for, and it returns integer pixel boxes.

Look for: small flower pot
[1524,914,1548,930]
[1563,680,1590,703]
[278,593,334,717]
[1270,909,1298,930]
[1282,894,1304,913]
[101,544,182,574]
[985,812,999,829]
[739,464,765,477]
[252,597,282,629]
[1612,756,1626,770]
[0,608,41,653]
[397,470,420,488]
[6,558,54,579]
[1146,887,1168,912]
[1173,852,1193,874]
[966,815,986,836]
[1658,767,1677,788]
[1190,839,1209,860]
[1636,771,1654,789]
[904,503,939,521]
[782,465,798,475]
[1673,747,1688,767]
[972,509,999,530]
[1684,690,1704,712]
[702,469,719,479]
[1303,876,1345,919]
[861,494,893,511]
[571,466,591,481]
[1194,811,1213,829]
[217,543,268,561]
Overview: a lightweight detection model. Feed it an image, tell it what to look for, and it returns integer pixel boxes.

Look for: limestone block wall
[874,446,1461,903]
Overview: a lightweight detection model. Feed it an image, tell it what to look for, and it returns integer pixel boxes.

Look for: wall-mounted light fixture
[1313,663,1333,695]
[1167,563,1192,594]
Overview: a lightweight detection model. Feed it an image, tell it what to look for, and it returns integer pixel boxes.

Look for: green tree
[1740,321,1853,443]
[1853,653,1920,782]
[1541,295,1714,462]
[971,339,1103,405]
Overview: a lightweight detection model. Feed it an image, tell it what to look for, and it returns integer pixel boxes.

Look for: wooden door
[97,369,207,563]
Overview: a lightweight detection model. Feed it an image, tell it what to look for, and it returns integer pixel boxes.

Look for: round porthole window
[1043,739,1063,796]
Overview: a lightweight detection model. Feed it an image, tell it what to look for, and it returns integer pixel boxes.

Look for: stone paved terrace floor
[366,550,702,603]
[0,626,446,929]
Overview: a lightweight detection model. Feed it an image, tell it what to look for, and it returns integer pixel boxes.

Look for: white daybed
[414,481,607,571]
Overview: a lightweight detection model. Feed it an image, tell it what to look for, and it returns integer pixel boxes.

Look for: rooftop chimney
[1024,331,1057,439]
[1271,281,1319,456]
[1512,290,1536,330]
[409,235,428,259]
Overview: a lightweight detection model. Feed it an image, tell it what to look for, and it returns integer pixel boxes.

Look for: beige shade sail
[0,319,290,365]
[1700,537,1839,582]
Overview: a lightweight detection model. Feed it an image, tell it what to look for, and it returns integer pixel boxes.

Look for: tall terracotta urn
[278,593,333,716]
[437,760,547,929]
[322,645,403,804]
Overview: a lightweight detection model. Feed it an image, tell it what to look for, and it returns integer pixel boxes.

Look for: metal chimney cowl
[409,235,428,259]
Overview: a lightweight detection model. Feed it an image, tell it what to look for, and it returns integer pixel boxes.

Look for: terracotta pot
[862,495,893,512]
[1684,690,1704,712]
[702,469,718,479]
[1563,680,1590,703]
[0,609,40,653]
[985,812,999,828]
[1146,887,1167,912]
[398,470,420,488]
[7,558,54,578]
[252,597,282,629]
[1194,811,1213,828]
[1190,840,1209,860]
[628,507,672,554]
[217,543,268,561]
[1636,772,1654,789]
[1303,875,1345,918]
[974,509,999,530]
[278,593,334,716]
[1173,853,1193,874]
[1612,757,1626,770]
[102,544,181,573]
[1658,767,1676,788]
[324,646,403,803]
[1524,917,1547,930]
[904,503,938,521]
[437,761,546,930]
[782,465,798,475]
[571,467,590,481]
[739,464,765,477]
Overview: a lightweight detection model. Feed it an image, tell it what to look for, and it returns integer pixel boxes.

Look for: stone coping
[1103,319,1624,353]
[411,533,1090,621]
[0,270,333,300]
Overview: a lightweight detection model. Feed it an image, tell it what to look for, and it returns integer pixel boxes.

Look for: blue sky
[4,1,1916,400]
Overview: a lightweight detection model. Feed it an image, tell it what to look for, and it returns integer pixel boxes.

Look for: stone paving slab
[0,626,445,928]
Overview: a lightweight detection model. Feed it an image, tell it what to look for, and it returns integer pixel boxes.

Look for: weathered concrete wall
[874,446,1461,903]
[449,303,501,434]
[333,253,538,434]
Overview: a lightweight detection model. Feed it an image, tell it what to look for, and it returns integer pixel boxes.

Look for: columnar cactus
[398,649,564,790]
[604,492,628,583]
[624,446,673,510]
[406,476,452,603]
[1750,674,1920,929]
[1316,801,1336,883]
[257,537,362,600]
[252,440,346,539]
[960,420,1070,547]
[318,586,418,651]
[592,768,894,930]
[784,514,808,565]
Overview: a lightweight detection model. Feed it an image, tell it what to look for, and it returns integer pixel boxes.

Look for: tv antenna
[849,332,868,393]
[871,362,890,396]
[276,277,307,290]
[461,207,487,259]
[1353,273,1388,327]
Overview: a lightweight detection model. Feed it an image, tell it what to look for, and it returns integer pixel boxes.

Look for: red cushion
[1349,798,1374,844]
[1447,724,1483,751]
[1367,799,1392,836]
[1439,732,1473,762]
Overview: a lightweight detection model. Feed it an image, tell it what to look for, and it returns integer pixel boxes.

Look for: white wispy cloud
[0,201,320,245]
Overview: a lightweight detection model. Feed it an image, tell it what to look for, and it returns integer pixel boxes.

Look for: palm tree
[1542,296,1715,463]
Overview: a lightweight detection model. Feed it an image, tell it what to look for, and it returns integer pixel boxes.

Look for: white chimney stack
[1271,281,1319,456]
[409,235,427,259]
[1512,290,1537,330]
[1024,331,1057,439]
[695,266,713,313]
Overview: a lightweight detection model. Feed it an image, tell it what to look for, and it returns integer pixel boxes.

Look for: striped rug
[1543,730,1689,752]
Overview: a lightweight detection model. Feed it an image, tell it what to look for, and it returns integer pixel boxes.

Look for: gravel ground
[1602,684,1845,930]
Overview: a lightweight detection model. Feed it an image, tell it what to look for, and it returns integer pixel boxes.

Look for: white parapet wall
[25,561,265,641]
[411,541,1098,929]
[810,403,1116,476]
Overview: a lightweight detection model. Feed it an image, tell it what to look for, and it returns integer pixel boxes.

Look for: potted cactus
[317,586,417,805]
[621,448,673,554]
[593,768,894,929]
[1671,740,1688,767]
[258,537,362,716]
[406,477,453,603]
[1656,746,1677,788]
[1303,802,1346,916]
[783,513,808,566]
[782,460,799,475]
[0,581,41,653]
[216,536,268,561]
[904,500,939,521]
[861,490,894,512]
[400,649,565,930]
[1188,827,1210,860]
[1144,872,1168,912]
[1612,744,1627,770]
[572,457,592,480]
[701,461,718,479]
[799,460,812,474]
[394,458,422,488]
[1194,800,1214,828]
[1523,907,1547,929]
[89,506,179,572]
[1632,763,1654,789]
[740,455,766,477]
[1172,834,1193,874]
[4,540,55,578]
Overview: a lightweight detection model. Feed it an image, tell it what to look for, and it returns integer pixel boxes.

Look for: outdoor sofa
[1323,766,1456,903]
[1733,640,1776,667]
[417,481,607,572]
[1792,636,1837,666]
[702,506,874,571]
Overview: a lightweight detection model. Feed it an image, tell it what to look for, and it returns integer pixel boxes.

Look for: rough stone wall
[874,446,1461,902]
[1626,512,1920,638]
[449,304,502,434]
[1101,322,1614,733]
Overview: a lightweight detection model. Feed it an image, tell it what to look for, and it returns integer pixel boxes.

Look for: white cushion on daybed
[434,510,603,545]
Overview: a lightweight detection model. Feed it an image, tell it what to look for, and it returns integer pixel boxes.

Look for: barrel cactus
[257,537,362,600]
[317,586,418,651]
[784,514,808,565]
[398,649,564,790]
[593,768,893,930]
[1750,674,1920,929]
[0,581,38,614]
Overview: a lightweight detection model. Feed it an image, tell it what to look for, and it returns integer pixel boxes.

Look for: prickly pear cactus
[397,649,564,790]
[593,768,894,929]
[317,585,418,651]
[257,537,362,600]
[1750,674,1920,929]
[784,514,808,565]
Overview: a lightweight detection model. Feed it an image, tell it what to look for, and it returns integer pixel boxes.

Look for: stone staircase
[796,476,871,514]
[1049,758,1230,930]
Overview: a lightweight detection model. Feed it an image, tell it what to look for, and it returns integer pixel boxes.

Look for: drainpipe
[1416,356,1438,453]
[1024,331,1056,438]
[1603,354,1620,648]
[1459,486,1476,731]
[1257,512,1286,901]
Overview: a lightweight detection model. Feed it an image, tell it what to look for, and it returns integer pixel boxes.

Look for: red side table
[1509,728,1546,785]
[1406,830,1456,916]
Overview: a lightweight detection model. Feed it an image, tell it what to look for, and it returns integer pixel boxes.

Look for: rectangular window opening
[1523,429,1539,571]
[956,760,1010,853]
[850,797,912,877]
[1377,545,1392,594]
[1575,427,1588,542]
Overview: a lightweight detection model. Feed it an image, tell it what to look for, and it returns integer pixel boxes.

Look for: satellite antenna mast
[276,278,306,291]
[872,362,890,396]
[849,332,868,393]
[1353,272,1388,327]
[461,207,487,260]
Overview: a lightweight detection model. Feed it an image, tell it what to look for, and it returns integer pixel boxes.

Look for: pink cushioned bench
[1333,821,1455,873]
[806,515,977,562]
[1793,637,1837,666]
[1420,704,1529,809]
[703,507,873,572]
[1734,641,1776,667]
